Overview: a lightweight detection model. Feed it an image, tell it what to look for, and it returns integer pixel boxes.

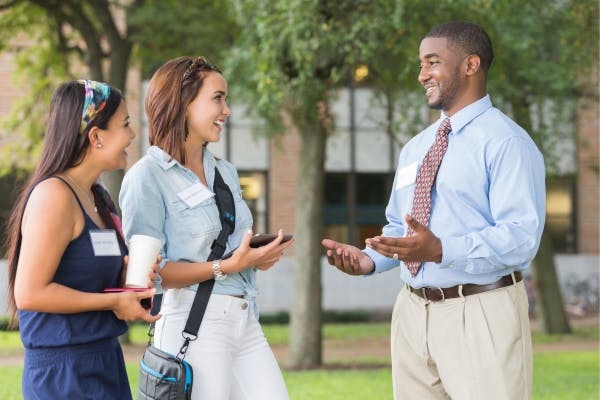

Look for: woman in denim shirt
[120,56,293,400]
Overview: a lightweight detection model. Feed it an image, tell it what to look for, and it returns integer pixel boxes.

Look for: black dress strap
[52,175,87,212]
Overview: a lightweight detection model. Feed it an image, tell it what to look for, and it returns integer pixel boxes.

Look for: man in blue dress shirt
[322,21,545,400]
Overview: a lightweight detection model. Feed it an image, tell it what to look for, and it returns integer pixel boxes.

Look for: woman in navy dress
[5,80,160,399]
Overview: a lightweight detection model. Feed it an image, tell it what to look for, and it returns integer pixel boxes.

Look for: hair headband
[77,79,111,134]
[182,56,220,82]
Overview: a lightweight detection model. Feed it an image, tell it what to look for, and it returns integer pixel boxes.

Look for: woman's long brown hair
[5,81,123,324]
[145,56,221,165]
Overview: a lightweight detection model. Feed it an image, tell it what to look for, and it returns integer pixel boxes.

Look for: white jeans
[155,290,289,400]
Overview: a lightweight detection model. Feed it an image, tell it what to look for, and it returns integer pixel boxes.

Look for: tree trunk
[288,118,327,369]
[101,38,132,214]
[531,225,572,333]
[107,28,132,92]
[100,169,124,212]
[105,33,131,343]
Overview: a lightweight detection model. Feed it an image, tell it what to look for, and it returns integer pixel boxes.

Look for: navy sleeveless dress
[18,177,131,399]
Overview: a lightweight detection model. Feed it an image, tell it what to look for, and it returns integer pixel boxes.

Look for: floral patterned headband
[77,79,111,134]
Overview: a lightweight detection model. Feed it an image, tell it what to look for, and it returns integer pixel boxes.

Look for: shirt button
[241,303,248,310]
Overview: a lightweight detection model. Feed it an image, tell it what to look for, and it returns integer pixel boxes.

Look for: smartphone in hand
[249,233,294,247]
[222,233,293,259]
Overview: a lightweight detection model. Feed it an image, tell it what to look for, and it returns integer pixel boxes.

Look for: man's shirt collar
[441,94,492,135]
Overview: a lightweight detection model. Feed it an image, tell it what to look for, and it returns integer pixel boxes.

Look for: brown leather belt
[408,271,523,302]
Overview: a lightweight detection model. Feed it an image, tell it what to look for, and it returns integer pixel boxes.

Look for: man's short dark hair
[425,21,494,74]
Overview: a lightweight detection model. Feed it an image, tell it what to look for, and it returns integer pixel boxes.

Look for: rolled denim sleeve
[119,162,168,292]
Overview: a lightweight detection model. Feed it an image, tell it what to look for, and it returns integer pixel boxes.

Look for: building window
[546,176,576,253]
[239,172,268,234]
[323,173,392,247]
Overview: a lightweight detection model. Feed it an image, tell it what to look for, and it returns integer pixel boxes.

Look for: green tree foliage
[226,0,404,368]
[472,0,598,175]
[0,0,242,174]
[0,2,72,174]
[226,0,400,130]
[129,0,240,78]
[0,0,139,178]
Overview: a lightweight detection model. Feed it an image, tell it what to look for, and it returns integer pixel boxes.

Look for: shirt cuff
[153,253,168,294]
[363,247,400,274]
[439,236,468,269]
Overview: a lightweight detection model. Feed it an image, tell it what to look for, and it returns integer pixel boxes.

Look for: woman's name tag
[89,229,121,256]
[177,183,214,208]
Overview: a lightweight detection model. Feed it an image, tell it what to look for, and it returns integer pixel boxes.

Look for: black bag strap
[147,166,236,360]
[182,167,236,338]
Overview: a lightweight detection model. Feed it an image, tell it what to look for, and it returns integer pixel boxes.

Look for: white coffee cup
[125,234,161,288]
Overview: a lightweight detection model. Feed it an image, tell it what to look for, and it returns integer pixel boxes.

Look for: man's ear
[464,54,481,76]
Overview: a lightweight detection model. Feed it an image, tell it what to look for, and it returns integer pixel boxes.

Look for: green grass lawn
[61,320,600,348]
[532,352,599,399]
[1,352,596,400]
[1,323,598,399]
[127,321,393,346]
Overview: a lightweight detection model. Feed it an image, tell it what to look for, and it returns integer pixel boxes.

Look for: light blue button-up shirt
[363,95,546,288]
[119,146,259,313]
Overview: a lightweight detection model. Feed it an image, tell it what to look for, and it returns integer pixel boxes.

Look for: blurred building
[0,55,598,316]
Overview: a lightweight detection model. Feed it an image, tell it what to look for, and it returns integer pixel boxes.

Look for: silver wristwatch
[212,259,227,281]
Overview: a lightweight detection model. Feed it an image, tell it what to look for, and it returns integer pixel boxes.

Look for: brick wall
[268,128,301,238]
[577,93,600,253]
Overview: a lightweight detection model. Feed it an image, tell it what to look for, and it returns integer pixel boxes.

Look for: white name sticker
[89,229,121,256]
[177,183,214,208]
[395,161,418,190]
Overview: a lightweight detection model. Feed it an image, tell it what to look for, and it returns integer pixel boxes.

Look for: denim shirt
[364,95,546,288]
[119,146,258,315]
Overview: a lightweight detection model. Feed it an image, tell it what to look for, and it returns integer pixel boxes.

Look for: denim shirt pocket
[170,197,221,239]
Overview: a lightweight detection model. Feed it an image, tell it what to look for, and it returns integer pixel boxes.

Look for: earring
[97,143,103,149]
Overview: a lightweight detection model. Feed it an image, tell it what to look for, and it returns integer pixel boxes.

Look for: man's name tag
[395,161,418,190]
[177,183,214,208]
[89,229,121,256]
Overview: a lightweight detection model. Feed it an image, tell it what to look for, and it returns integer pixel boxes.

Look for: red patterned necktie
[405,117,452,276]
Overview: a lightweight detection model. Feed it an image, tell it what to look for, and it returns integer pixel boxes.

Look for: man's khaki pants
[391,280,532,400]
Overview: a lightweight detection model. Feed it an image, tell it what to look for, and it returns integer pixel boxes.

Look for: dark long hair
[5,81,123,322]
[145,56,221,164]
